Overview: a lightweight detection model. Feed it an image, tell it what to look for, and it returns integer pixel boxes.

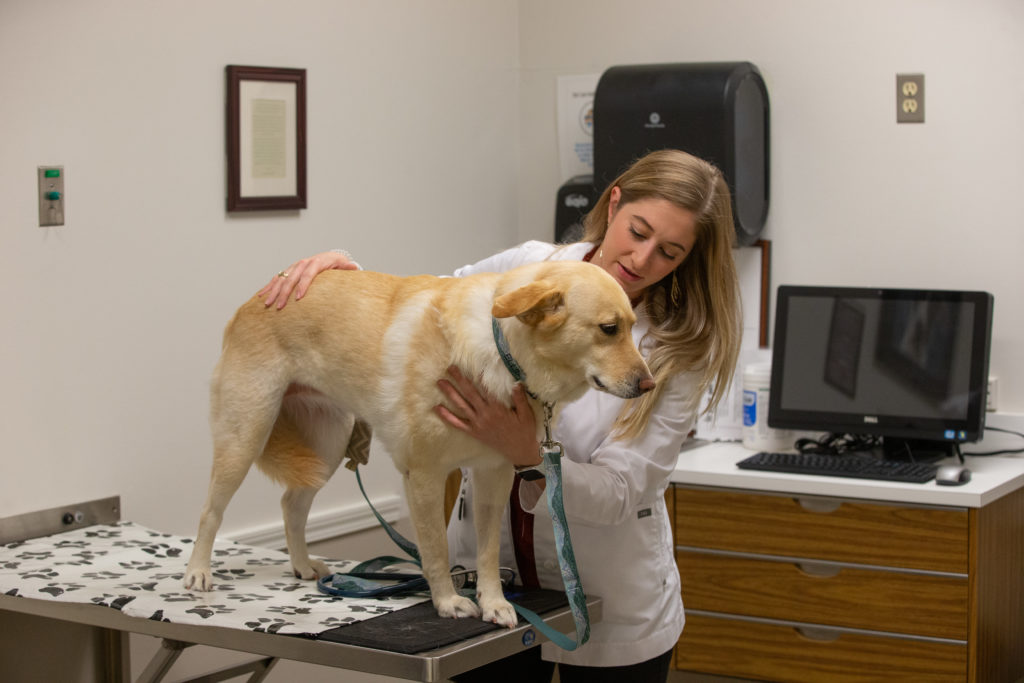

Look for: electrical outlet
[896,73,925,124]
[987,376,999,412]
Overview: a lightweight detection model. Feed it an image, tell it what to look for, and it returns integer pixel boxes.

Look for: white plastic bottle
[742,362,793,451]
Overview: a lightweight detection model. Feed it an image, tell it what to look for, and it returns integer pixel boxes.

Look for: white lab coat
[447,241,700,667]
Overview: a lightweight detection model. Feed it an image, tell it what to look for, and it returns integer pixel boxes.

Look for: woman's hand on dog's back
[260,250,359,310]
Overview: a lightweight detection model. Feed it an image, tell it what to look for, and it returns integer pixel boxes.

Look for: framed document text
[226,65,307,211]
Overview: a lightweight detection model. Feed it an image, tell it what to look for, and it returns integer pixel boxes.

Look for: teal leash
[507,442,590,650]
[492,316,591,649]
[317,468,425,598]
[355,467,420,563]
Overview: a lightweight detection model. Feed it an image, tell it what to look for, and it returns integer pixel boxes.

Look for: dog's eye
[599,323,619,336]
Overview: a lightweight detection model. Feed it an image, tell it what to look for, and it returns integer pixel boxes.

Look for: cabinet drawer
[675,487,968,573]
[678,549,968,640]
[677,612,967,682]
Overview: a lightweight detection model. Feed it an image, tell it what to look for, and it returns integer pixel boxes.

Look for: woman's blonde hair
[579,149,742,440]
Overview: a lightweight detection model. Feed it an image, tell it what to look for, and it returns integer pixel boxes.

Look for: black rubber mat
[316,588,569,653]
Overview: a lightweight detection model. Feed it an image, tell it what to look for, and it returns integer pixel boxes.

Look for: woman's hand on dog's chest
[434,366,541,467]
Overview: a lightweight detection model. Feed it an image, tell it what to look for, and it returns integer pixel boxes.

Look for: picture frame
[226,65,307,212]
[753,238,772,348]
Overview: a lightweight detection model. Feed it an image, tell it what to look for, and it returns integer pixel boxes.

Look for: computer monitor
[768,285,994,460]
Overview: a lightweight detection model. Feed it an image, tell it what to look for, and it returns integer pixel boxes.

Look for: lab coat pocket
[589,503,675,626]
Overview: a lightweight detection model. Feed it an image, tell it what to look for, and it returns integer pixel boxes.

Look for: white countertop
[671,440,1024,508]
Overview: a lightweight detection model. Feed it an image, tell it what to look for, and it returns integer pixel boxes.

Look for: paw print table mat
[0,521,429,636]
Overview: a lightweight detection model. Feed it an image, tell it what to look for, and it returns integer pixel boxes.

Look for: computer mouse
[935,464,972,486]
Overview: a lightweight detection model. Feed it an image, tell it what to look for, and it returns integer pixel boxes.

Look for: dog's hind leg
[184,421,276,591]
[184,365,283,591]
[403,465,482,620]
[280,486,329,580]
[469,464,518,627]
[275,399,354,580]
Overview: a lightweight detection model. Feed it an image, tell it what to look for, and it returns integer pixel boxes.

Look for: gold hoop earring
[671,274,682,307]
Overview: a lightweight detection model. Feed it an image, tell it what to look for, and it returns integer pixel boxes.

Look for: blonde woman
[261,149,742,683]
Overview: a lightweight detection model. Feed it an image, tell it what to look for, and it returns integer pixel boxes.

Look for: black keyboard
[737,451,938,484]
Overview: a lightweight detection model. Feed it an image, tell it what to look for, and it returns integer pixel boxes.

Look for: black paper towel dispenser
[592,62,770,247]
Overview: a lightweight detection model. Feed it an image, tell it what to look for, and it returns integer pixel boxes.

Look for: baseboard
[226,494,404,551]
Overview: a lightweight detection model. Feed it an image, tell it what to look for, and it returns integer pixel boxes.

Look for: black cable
[962,425,1024,457]
[797,427,1024,458]
[795,432,881,456]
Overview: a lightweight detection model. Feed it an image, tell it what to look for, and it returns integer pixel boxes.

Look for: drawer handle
[796,497,841,514]
[795,626,841,642]
[796,561,841,578]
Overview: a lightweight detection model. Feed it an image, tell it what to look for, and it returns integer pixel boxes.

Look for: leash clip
[541,440,564,459]
[541,401,556,443]
[540,401,564,459]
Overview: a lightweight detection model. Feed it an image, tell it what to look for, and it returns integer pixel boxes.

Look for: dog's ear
[492,281,567,330]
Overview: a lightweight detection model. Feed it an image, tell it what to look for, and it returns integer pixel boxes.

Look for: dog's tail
[256,413,329,489]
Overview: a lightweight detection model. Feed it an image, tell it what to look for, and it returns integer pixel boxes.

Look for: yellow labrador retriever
[184,260,654,627]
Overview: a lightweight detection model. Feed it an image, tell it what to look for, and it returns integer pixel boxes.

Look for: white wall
[0,0,520,535]
[2,0,1022,539]
[517,0,1024,411]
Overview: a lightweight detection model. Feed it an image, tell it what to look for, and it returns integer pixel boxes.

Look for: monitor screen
[768,286,994,454]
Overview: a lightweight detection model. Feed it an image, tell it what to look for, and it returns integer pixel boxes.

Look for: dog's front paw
[292,558,330,580]
[480,596,518,628]
[435,594,481,620]
[183,566,214,592]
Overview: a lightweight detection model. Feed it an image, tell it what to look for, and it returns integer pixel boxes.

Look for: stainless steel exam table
[0,497,600,682]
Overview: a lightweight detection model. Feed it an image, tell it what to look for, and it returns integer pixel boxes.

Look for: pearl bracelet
[331,248,362,270]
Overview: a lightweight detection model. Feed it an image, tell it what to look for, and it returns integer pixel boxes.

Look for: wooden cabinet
[671,484,1024,682]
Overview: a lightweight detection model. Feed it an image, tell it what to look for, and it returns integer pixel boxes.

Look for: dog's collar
[492,316,562,454]
[491,317,538,400]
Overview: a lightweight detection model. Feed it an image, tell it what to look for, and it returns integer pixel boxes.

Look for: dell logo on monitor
[863,416,879,424]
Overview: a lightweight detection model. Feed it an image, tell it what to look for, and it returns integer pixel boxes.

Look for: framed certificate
[226,65,307,211]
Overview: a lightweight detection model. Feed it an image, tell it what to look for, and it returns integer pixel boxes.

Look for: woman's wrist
[512,440,542,468]
[513,441,546,479]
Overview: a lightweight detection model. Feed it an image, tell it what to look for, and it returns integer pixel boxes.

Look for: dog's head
[492,261,655,401]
